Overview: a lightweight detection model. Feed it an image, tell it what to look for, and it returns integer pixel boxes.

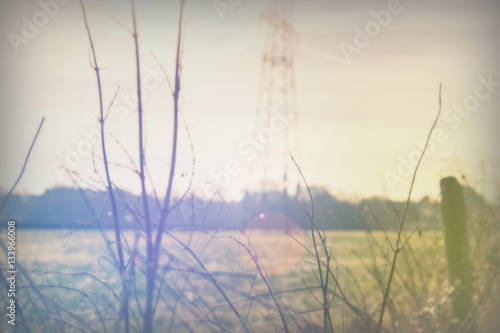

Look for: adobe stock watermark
[339,0,407,64]
[51,63,166,180]
[178,108,295,223]
[6,0,71,53]
[212,0,244,21]
[409,282,467,331]
[384,74,499,193]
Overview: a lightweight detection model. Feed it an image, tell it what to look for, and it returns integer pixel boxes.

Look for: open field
[3,227,486,332]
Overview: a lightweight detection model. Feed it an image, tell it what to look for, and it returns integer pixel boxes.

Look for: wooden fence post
[440,176,474,327]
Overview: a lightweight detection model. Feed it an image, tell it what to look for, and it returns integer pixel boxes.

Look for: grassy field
[3,227,478,332]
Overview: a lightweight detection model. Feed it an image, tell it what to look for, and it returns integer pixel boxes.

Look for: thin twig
[0,117,44,213]
[80,1,129,331]
[376,83,443,333]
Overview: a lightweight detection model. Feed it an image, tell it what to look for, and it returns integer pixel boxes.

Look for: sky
[1,0,499,204]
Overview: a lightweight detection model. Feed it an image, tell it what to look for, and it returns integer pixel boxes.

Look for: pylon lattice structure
[249,0,300,208]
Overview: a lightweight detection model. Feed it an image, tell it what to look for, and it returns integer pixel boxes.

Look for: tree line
[0,185,475,231]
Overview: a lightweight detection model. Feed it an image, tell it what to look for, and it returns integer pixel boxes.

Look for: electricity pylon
[248,0,300,212]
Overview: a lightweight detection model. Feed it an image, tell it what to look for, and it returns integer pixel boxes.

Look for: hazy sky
[1,0,499,203]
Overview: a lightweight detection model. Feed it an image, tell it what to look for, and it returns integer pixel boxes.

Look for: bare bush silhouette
[1,3,498,333]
